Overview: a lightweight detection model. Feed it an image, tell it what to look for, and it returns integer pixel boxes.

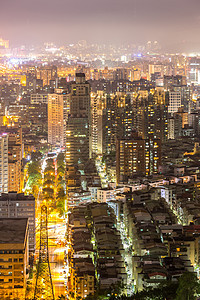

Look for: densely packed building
[2,43,200,297]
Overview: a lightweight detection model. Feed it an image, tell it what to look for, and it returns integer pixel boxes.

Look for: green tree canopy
[57,153,65,166]
[57,295,66,300]
[31,151,42,162]
[57,187,65,199]
[176,272,200,300]
[43,187,54,195]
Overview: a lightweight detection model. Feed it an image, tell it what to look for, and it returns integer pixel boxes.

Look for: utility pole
[34,205,55,300]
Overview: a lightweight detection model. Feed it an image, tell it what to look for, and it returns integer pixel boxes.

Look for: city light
[1,2,200,298]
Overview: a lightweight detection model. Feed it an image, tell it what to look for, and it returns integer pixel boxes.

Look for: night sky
[1,0,200,51]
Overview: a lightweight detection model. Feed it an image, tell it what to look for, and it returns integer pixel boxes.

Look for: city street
[48,220,66,298]
[33,151,67,299]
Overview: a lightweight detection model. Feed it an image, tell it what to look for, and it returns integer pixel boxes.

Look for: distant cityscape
[1,36,200,299]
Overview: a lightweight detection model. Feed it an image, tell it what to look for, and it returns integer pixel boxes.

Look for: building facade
[0,218,29,299]
[66,73,91,167]
[0,192,35,252]
[0,133,8,193]
[48,93,65,147]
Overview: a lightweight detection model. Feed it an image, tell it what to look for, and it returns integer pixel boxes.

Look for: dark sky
[1,0,200,51]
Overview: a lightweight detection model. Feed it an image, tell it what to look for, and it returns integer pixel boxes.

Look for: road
[33,151,67,299]
[48,214,67,299]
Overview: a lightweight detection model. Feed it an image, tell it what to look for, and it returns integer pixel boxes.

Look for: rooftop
[0,218,28,244]
[0,192,35,201]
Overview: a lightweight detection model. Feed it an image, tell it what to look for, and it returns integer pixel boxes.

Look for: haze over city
[0,0,200,52]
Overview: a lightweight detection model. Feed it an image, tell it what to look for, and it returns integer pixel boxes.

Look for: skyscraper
[48,93,64,147]
[66,73,91,167]
[0,126,23,193]
[143,91,168,142]
[0,133,8,193]
[116,132,161,184]
[168,91,182,114]
[116,135,145,184]
[36,65,57,86]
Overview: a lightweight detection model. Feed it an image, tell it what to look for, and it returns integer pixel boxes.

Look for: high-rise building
[66,73,91,167]
[0,218,29,299]
[0,133,8,193]
[30,94,48,104]
[168,117,175,140]
[0,38,9,49]
[116,132,161,184]
[0,192,35,252]
[168,91,182,114]
[120,94,135,138]
[168,86,191,115]
[48,93,65,147]
[145,138,161,176]
[116,135,145,184]
[0,126,23,193]
[36,66,57,86]
[143,91,168,142]
[91,91,106,155]
[163,75,186,90]
[92,92,136,156]
[28,102,48,137]
[168,114,183,140]
[96,109,107,155]
[91,93,98,155]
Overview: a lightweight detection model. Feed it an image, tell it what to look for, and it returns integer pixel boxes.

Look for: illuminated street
[48,219,66,298]
[2,11,200,298]
[31,151,67,299]
[95,155,108,188]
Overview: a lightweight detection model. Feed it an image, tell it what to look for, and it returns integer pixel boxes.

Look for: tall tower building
[116,134,145,184]
[0,133,8,193]
[48,93,64,147]
[105,94,118,154]
[145,138,161,176]
[116,132,161,184]
[143,91,168,142]
[8,127,22,192]
[168,91,182,114]
[36,65,57,86]
[0,38,9,49]
[66,73,91,167]
[0,126,23,193]
[119,94,134,139]
[96,109,107,155]
[92,92,135,156]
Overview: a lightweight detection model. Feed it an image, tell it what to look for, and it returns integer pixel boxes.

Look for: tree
[44,166,55,173]
[44,179,54,186]
[176,272,200,300]
[110,274,200,300]
[29,172,42,185]
[57,187,65,199]
[28,161,41,176]
[57,295,66,300]
[44,173,55,182]
[57,165,65,177]
[43,187,54,195]
[31,151,42,161]
[111,280,179,300]
[57,153,65,166]
[57,178,65,187]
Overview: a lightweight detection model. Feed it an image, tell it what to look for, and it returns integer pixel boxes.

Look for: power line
[34,205,55,300]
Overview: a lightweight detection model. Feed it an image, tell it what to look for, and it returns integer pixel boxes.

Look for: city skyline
[0,0,200,52]
[1,1,200,298]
